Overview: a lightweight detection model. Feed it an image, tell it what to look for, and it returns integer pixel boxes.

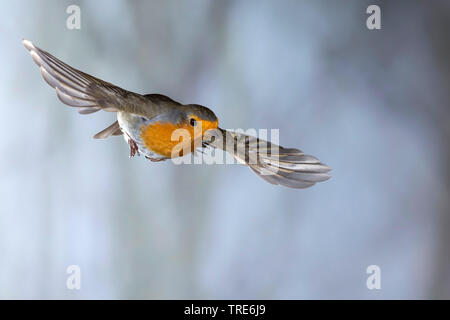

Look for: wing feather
[23,39,150,116]
[205,128,331,189]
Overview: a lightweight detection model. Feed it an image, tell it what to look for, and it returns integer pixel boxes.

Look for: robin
[23,39,331,189]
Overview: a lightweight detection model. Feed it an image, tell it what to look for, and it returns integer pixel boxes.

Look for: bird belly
[117,112,168,160]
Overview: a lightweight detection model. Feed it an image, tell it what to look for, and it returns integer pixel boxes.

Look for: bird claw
[126,134,139,158]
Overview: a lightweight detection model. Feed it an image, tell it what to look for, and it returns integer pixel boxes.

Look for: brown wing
[22,39,151,116]
[204,128,331,189]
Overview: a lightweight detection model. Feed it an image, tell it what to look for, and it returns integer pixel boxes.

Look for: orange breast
[140,118,219,158]
[140,122,196,158]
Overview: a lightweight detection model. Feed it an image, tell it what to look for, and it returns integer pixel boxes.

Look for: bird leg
[129,139,139,157]
[124,132,139,157]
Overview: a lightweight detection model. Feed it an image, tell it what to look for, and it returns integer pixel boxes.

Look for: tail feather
[93,121,123,139]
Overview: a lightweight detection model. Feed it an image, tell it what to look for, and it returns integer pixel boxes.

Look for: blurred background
[0,0,449,299]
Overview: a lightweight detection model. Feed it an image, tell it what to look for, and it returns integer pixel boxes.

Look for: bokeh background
[1,0,449,299]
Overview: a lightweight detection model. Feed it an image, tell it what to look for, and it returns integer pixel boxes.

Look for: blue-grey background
[1,0,449,299]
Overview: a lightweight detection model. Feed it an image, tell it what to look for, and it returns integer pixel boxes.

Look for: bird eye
[140,117,147,122]
[190,118,197,127]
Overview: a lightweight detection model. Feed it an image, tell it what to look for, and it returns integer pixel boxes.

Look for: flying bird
[22,39,331,189]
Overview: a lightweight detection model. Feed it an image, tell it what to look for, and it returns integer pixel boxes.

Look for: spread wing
[204,128,331,189]
[22,39,150,116]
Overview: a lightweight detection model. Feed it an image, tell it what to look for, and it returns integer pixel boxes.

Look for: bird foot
[127,136,140,158]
